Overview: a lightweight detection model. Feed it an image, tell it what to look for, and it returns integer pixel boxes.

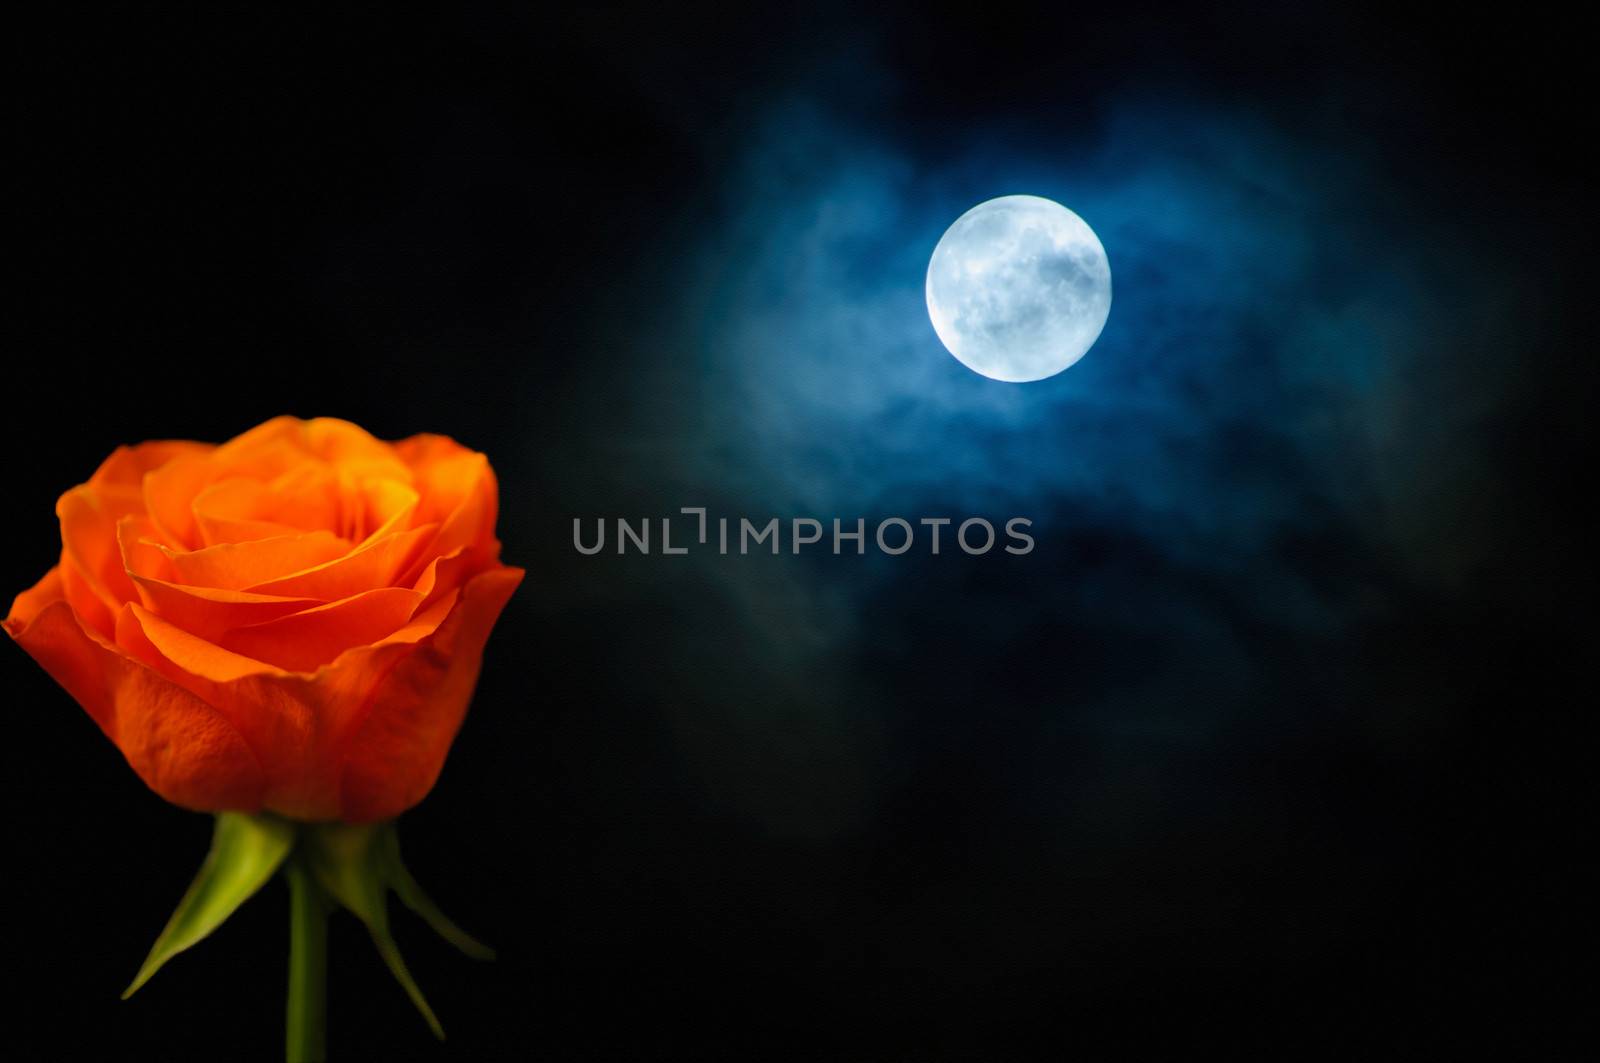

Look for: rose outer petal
[4,571,266,812]
[398,451,499,584]
[89,440,213,489]
[112,571,512,821]
[337,565,523,822]
[58,483,144,621]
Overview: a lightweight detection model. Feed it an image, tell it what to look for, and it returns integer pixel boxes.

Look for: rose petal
[247,523,435,601]
[117,515,177,583]
[211,416,305,460]
[410,542,499,608]
[143,454,215,550]
[120,588,465,819]
[394,433,477,468]
[219,586,424,672]
[165,443,344,549]
[352,478,420,544]
[260,463,343,531]
[130,574,321,642]
[336,565,524,822]
[91,440,212,489]
[57,484,143,617]
[399,453,499,584]
[214,418,411,484]
[303,418,413,475]
[58,554,116,637]
[6,597,265,811]
[115,603,324,814]
[121,601,288,681]
[5,565,66,631]
[163,531,353,590]
[191,477,333,546]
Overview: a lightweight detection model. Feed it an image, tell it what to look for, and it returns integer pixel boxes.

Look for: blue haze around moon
[532,76,1531,850]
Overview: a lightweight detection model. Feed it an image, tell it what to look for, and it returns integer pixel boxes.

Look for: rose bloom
[4,417,522,822]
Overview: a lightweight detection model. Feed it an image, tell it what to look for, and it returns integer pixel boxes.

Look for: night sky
[8,4,1586,1059]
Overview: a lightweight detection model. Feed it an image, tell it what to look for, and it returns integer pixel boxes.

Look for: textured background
[8,3,1586,1058]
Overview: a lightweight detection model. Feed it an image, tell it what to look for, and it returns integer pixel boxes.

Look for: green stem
[285,854,328,1063]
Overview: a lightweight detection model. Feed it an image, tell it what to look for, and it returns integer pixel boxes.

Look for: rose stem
[285,853,329,1063]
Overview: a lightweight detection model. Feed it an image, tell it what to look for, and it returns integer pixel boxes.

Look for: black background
[8,3,1587,1060]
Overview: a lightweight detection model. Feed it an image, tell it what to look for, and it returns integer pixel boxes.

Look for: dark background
[8,3,1587,1059]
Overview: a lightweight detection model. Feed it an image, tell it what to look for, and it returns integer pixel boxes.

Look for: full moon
[926,194,1112,382]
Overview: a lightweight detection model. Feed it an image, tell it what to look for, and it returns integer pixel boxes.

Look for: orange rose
[4,416,523,822]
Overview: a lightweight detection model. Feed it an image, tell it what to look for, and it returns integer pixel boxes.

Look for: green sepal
[387,833,496,962]
[123,811,296,999]
[301,821,492,1040]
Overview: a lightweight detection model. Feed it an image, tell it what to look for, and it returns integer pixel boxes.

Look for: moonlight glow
[926,194,1112,382]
